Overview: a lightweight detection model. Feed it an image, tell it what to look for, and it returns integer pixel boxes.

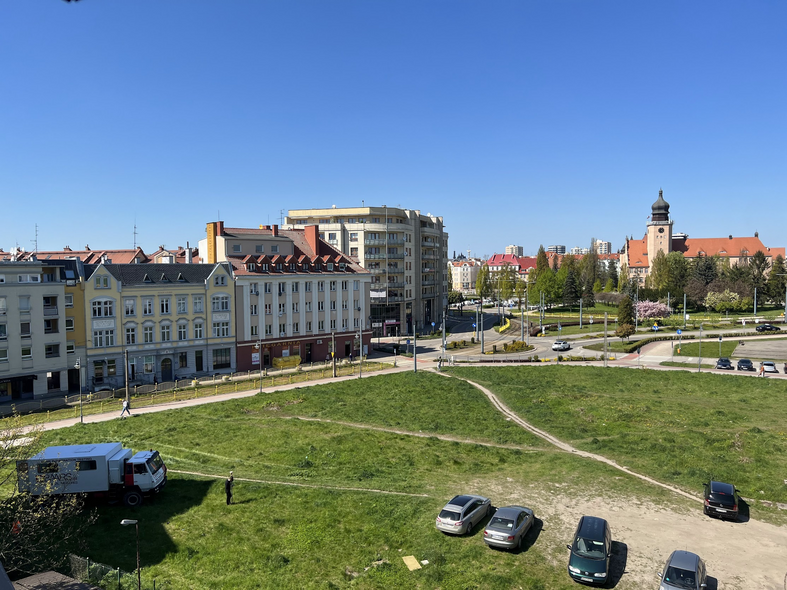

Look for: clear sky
[2,1,785,259]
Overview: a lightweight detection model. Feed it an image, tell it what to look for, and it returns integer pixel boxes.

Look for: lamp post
[120,519,141,590]
[697,323,703,373]
[357,327,363,379]
[331,331,336,378]
[75,358,83,423]
[254,339,263,392]
[777,274,787,324]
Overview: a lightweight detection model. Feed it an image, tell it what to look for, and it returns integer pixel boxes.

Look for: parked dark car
[703,480,739,521]
[566,516,611,585]
[755,323,781,332]
[715,358,733,370]
[736,358,755,371]
[658,550,707,590]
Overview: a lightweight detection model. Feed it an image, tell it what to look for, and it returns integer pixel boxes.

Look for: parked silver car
[435,494,491,535]
[483,505,535,550]
[658,550,707,589]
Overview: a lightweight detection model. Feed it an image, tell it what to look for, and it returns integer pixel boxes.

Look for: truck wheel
[123,490,143,508]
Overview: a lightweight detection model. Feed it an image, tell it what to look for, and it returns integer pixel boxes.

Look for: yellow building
[83,262,235,389]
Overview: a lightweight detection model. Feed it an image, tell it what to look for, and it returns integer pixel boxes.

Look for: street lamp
[120,519,141,590]
[254,340,263,392]
[75,358,83,423]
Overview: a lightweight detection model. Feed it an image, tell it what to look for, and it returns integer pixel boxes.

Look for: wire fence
[0,360,391,424]
[69,554,169,590]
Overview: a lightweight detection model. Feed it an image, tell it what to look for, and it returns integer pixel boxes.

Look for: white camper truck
[17,442,167,507]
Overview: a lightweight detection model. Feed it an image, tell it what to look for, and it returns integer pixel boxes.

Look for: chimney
[217,221,224,235]
[272,224,278,237]
[305,225,320,256]
[186,241,193,263]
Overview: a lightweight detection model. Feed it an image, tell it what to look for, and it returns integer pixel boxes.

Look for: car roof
[668,550,700,570]
[763,361,775,365]
[718,358,730,362]
[577,516,608,540]
[739,358,752,363]
[709,481,735,495]
[492,505,532,519]
[446,494,483,508]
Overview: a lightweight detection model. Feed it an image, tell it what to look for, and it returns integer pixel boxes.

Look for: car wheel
[123,490,143,508]
[466,521,473,535]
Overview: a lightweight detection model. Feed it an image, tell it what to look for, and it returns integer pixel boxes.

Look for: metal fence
[69,554,169,589]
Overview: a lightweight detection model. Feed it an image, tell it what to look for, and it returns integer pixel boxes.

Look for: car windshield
[146,453,164,475]
[439,510,460,521]
[487,517,515,531]
[573,537,606,559]
[663,566,697,589]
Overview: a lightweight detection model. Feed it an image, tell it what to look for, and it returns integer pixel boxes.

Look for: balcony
[421,279,437,286]
[420,253,437,260]
[367,267,387,274]
[43,306,59,316]
[364,238,387,246]
[386,281,406,288]
[365,252,404,260]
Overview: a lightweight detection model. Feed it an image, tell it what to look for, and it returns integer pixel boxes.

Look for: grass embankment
[449,366,787,509]
[35,372,679,589]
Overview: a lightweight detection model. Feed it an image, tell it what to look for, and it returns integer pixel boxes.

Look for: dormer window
[289,263,295,271]
[327,263,334,271]
[262,263,269,271]
[160,273,170,282]
[177,273,186,282]
[248,263,256,271]
[214,275,227,286]
[143,274,152,283]
[339,263,346,271]
[302,263,309,271]
[276,263,282,271]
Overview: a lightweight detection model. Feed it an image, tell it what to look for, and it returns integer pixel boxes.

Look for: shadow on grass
[517,517,543,554]
[464,508,494,537]
[607,540,628,588]
[84,477,214,571]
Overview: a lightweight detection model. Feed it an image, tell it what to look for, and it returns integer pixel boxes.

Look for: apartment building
[0,260,80,400]
[594,240,612,255]
[201,221,372,370]
[82,263,236,389]
[504,245,523,256]
[547,245,566,255]
[449,259,481,293]
[284,206,448,336]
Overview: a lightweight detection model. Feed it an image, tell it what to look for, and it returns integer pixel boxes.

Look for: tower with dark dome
[646,188,673,264]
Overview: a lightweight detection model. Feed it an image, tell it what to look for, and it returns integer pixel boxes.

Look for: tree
[692,255,718,286]
[498,264,518,301]
[767,255,786,307]
[615,295,635,341]
[593,279,602,293]
[0,418,96,576]
[617,262,628,292]
[749,250,770,294]
[648,250,670,292]
[614,323,636,341]
[636,300,671,319]
[475,264,492,299]
[607,260,619,292]
[448,290,464,305]
[665,251,689,296]
[603,278,615,292]
[581,274,596,308]
[535,245,550,276]
[562,270,580,307]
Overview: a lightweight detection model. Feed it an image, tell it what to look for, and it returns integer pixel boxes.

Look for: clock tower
[646,189,673,266]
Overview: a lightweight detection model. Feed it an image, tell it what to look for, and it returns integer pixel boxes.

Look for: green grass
[33,381,678,589]
[448,365,787,508]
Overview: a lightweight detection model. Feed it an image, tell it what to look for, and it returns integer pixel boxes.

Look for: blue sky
[2,1,785,259]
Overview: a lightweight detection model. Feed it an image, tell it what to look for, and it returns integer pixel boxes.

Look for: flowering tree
[636,300,670,319]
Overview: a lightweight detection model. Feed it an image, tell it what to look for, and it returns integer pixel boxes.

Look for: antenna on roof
[32,224,39,253]
[133,219,138,249]
[279,209,285,225]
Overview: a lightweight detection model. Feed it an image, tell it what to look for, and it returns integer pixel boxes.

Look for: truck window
[37,461,59,474]
[146,454,164,475]
[133,463,148,475]
[77,460,97,471]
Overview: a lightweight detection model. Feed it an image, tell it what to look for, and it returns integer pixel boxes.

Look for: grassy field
[448,366,787,509]
[32,372,689,589]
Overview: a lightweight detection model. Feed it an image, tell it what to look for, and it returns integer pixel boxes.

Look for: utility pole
[697,324,703,373]
[331,331,337,378]
[440,309,446,371]
[124,349,130,406]
[413,324,418,373]
[480,312,484,354]
[683,293,687,329]
[603,312,608,368]
[358,327,363,379]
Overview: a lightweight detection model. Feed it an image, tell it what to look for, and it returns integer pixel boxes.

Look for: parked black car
[715,358,733,370]
[566,516,612,585]
[703,480,740,521]
[755,324,781,332]
[736,358,755,371]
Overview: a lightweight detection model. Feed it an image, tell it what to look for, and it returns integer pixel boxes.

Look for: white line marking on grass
[168,469,431,498]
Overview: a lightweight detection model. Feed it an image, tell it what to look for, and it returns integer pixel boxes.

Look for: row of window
[251,298,361,316]
[250,317,362,337]
[0,343,60,362]
[90,295,229,318]
[92,320,234,348]
[0,274,41,284]
[248,280,359,295]
[93,274,229,289]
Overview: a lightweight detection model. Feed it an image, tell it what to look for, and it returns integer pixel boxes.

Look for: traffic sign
[558,325,562,331]
[589,317,594,324]
[718,336,722,342]
[637,347,641,355]
[472,323,476,328]
[431,322,435,327]
[653,325,659,331]
[676,329,682,335]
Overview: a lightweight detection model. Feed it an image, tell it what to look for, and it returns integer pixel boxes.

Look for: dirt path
[168,469,431,498]
[441,370,787,589]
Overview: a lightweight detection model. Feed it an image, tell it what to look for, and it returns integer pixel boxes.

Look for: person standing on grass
[119,398,132,418]
[225,472,234,505]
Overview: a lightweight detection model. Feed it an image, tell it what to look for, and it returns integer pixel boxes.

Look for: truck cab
[122,450,167,506]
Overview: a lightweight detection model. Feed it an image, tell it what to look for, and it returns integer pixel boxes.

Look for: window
[305,301,312,312]
[143,298,154,315]
[194,322,204,339]
[45,344,60,358]
[160,324,171,342]
[178,324,187,340]
[270,245,279,254]
[350,232,358,242]
[318,281,325,292]
[342,300,348,310]
[66,318,75,331]
[265,303,271,315]
[292,282,299,293]
[264,283,272,293]
[306,321,312,332]
[256,245,264,253]
[212,321,230,337]
[342,281,348,291]
[305,282,312,292]
[265,325,272,335]
[160,297,170,314]
[65,294,74,308]
[330,281,336,291]
[330,319,336,330]
[251,325,259,336]
[0,323,5,340]
[143,326,154,343]
[92,300,114,317]
[94,275,110,288]
[20,322,31,337]
[0,297,5,315]
[107,359,116,376]
[19,296,31,312]
[0,349,7,362]
[213,348,231,369]
[44,319,59,333]
[318,320,325,332]
[126,326,136,345]
[330,301,336,311]
[354,280,360,291]
[354,317,360,328]
[262,263,269,271]
[279,323,286,335]
[327,263,334,271]
[232,244,242,253]
[177,296,187,314]
[93,329,114,347]
[214,275,227,286]
[292,302,299,313]
[278,303,286,315]
[125,299,136,316]
[350,247,358,256]
[250,282,259,295]
[278,283,286,295]
[66,341,75,354]
[318,301,324,311]
[328,232,337,241]
[193,296,204,313]
[250,304,258,316]
[212,295,230,311]
[144,356,154,373]
[21,346,32,359]
[178,352,188,368]
[342,319,348,330]
[293,322,299,333]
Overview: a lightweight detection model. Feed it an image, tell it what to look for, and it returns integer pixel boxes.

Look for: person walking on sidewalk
[119,399,132,418]
[225,472,234,505]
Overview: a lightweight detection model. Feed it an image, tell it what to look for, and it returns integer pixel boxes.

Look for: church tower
[646,189,673,267]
